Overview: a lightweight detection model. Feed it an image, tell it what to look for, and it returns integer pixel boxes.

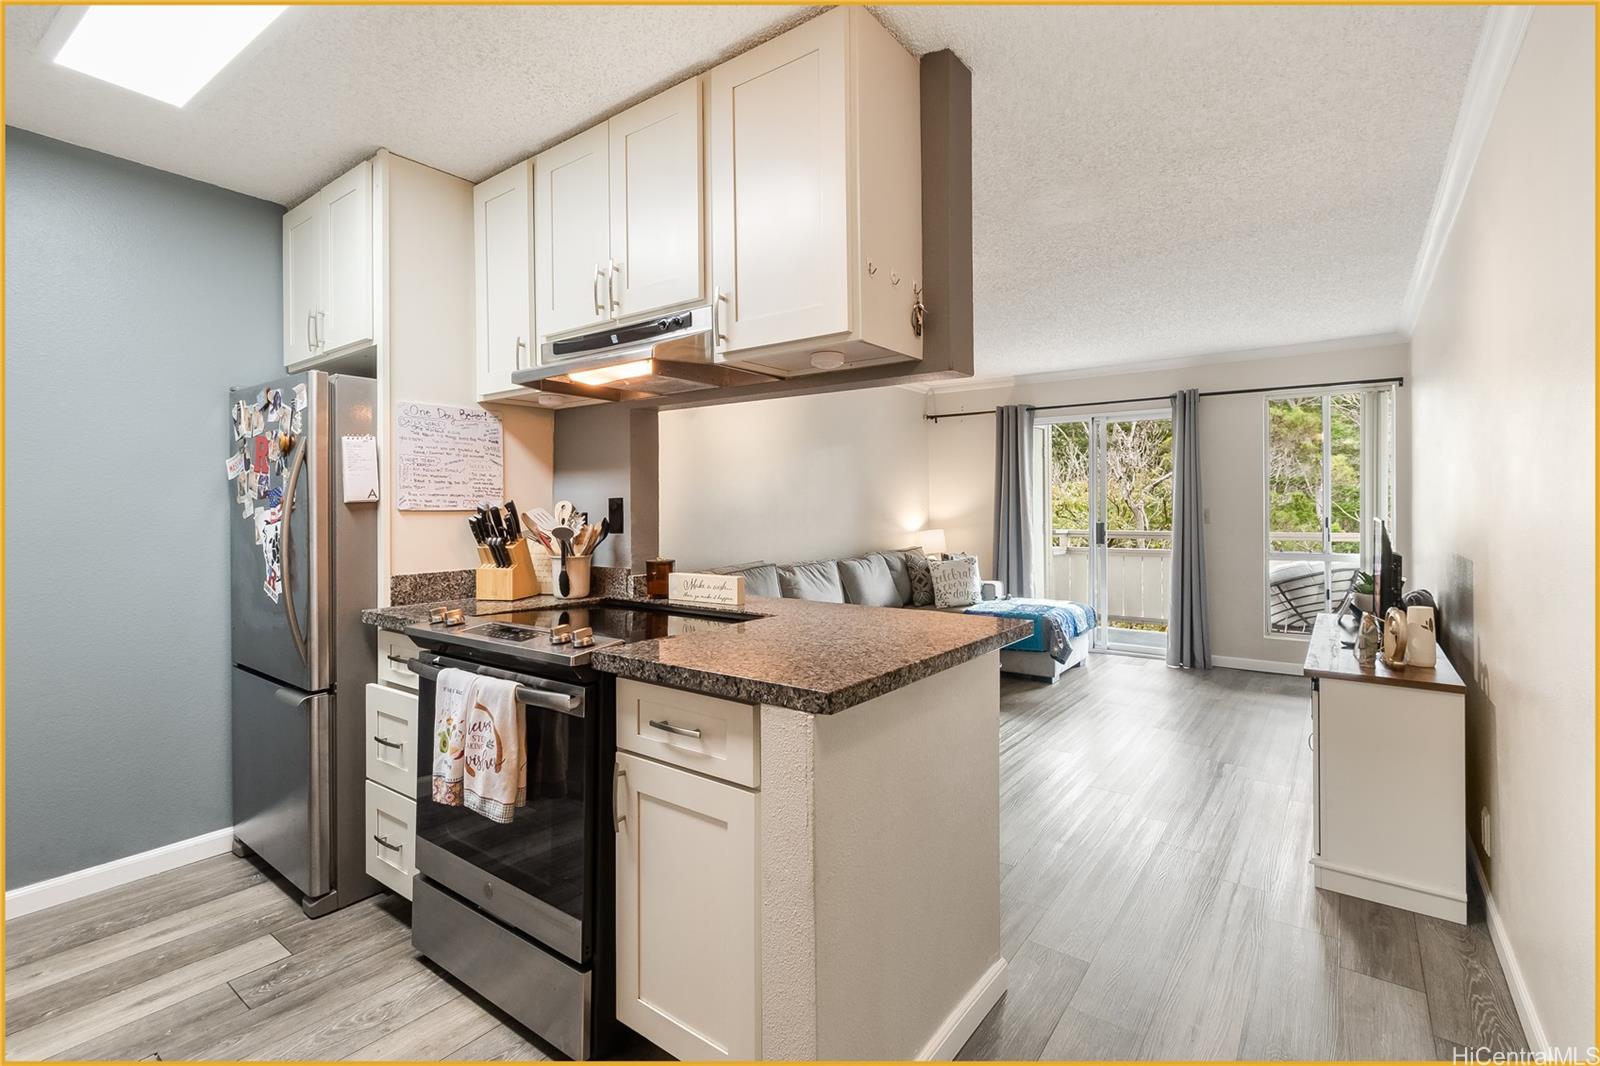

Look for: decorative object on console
[930,553,982,609]
[1352,570,1376,614]
[646,558,675,599]
[900,545,936,606]
[1356,611,1381,665]
[668,572,746,607]
[1405,605,1438,668]
[1381,605,1409,667]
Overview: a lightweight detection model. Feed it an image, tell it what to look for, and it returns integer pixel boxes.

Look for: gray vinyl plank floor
[4,654,1527,1061]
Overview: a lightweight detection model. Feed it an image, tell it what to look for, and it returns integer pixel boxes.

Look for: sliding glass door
[1264,386,1394,635]
[1041,411,1173,654]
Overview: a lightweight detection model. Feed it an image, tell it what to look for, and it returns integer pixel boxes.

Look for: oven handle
[405,658,579,714]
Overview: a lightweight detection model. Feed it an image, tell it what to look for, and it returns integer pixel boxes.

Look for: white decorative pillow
[930,554,981,609]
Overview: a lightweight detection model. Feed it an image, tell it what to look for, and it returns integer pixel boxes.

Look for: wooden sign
[668,572,746,607]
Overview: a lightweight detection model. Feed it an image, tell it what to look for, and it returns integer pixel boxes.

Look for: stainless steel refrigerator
[229,370,380,916]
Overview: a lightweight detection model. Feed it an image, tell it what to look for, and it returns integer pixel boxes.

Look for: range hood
[512,305,776,404]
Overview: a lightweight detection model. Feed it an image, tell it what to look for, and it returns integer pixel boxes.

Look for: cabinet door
[283,197,324,366]
[615,752,758,1060]
[474,161,534,399]
[708,8,850,353]
[321,159,373,353]
[609,78,703,320]
[534,125,611,341]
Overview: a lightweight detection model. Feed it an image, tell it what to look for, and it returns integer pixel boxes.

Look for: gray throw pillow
[777,560,845,602]
[735,563,781,598]
[870,550,913,605]
[838,554,902,607]
[930,554,981,609]
[900,546,936,606]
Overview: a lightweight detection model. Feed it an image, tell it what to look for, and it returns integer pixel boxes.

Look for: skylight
[53,5,286,108]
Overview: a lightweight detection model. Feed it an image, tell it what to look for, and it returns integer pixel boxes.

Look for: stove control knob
[443,609,466,627]
[550,624,573,645]
[571,626,594,648]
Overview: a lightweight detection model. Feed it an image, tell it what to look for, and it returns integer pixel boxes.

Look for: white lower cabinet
[615,749,759,1060]
[365,779,417,899]
[364,682,419,900]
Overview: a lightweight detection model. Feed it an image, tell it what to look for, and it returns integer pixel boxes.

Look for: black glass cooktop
[477,606,740,643]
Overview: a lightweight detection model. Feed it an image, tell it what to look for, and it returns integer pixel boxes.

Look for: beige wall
[927,340,1411,666]
[1409,7,1595,1049]
[658,385,933,569]
[379,153,554,581]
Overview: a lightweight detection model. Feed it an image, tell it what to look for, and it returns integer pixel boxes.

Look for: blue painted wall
[4,128,283,887]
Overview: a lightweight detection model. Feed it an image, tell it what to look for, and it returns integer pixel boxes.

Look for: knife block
[476,537,540,601]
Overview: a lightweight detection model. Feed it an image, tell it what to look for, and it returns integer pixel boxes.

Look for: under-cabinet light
[566,360,654,387]
[53,6,286,108]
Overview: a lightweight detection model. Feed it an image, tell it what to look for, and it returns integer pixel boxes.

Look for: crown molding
[924,331,1408,398]
[1399,6,1533,334]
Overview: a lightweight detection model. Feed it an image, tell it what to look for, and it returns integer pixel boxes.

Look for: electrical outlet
[1481,807,1493,857]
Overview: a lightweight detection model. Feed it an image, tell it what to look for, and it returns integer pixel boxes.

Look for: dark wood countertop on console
[1303,612,1466,694]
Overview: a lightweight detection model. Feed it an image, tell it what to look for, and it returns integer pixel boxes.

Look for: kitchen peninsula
[362,591,1029,1060]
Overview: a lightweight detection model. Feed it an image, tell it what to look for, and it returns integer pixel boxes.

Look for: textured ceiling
[5,5,1485,377]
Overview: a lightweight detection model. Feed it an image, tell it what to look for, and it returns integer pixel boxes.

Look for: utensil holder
[528,545,555,591]
[476,536,539,601]
[559,555,592,599]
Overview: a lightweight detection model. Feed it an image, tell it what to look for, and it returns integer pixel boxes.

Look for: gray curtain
[1167,389,1211,668]
[993,404,1036,598]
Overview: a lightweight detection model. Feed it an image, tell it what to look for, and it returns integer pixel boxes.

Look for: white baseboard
[1212,655,1303,676]
[1468,845,1551,1053]
[5,827,236,920]
[917,957,1008,1060]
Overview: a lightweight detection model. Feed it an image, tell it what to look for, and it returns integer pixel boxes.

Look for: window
[1264,386,1394,635]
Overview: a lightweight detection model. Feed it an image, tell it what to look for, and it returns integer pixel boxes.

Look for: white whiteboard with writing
[395,402,503,511]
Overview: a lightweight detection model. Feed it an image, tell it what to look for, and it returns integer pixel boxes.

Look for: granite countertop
[362,592,612,631]
[363,593,1030,715]
[592,596,1031,714]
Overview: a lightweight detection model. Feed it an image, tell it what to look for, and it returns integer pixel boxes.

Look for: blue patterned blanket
[963,599,1096,662]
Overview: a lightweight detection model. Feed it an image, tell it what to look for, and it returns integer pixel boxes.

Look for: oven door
[409,654,597,965]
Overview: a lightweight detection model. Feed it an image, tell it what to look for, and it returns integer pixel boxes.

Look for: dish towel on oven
[431,668,475,806]
[463,676,526,824]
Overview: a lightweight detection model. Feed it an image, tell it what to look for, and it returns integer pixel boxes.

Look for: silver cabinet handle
[608,259,621,316]
[714,289,730,347]
[316,310,326,349]
[515,336,527,367]
[593,264,606,316]
[306,312,315,353]
[372,834,403,852]
[613,763,627,832]
[385,654,411,666]
[374,736,403,749]
[649,719,703,739]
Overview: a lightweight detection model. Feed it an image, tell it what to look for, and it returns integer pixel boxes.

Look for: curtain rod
[922,375,1405,423]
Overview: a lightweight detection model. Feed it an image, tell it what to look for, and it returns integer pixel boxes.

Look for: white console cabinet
[1304,614,1467,923]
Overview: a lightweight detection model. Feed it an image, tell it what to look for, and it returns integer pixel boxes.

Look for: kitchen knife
[467,515,485,544]
[489,506,508,542]
[504,501,521,540]
[489,536,508,568]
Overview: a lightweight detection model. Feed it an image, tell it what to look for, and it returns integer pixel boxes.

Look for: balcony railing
[1046,529,1170,626]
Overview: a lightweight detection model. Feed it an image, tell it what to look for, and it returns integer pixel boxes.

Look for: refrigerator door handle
[281,437,310,665]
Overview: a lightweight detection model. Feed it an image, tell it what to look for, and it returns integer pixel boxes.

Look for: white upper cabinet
[283,199,325,366]
[534,124,612,340]
[608,78,704,321]
[282,159,375,368]
[533,79,706,348]
[473,160,534,401]
[321,160,374,353]
[708,8,922,374]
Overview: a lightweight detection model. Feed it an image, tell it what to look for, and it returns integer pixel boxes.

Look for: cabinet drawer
[616,679,758,788]
[365,781,416,899]
[365,683,419,794]
[377,631,421,690]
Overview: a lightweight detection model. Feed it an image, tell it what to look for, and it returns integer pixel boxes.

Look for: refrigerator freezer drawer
[232,667,331,899]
